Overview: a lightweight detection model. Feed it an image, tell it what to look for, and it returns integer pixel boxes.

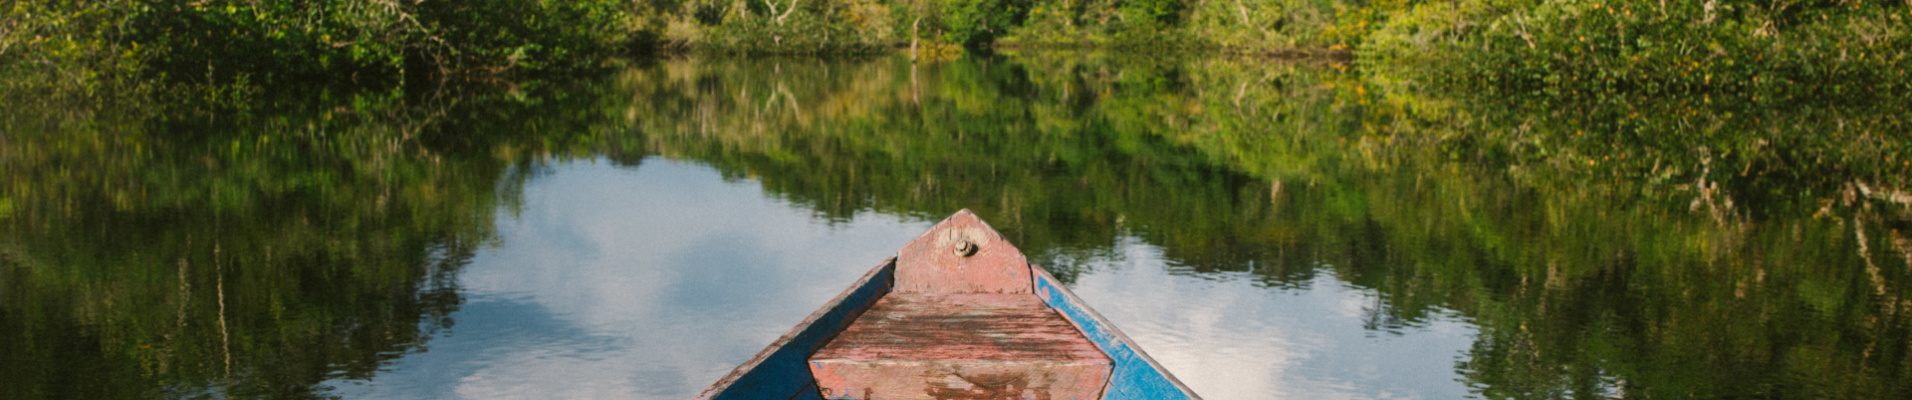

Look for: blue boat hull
[698,210,1198,400]
[697,260,896,400]
[1031,265,1199,400]
[697,259,1199,400]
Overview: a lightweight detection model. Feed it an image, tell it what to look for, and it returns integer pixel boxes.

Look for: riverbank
[5,0,1905,98]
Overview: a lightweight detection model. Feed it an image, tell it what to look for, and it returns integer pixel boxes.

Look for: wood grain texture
[894,209,1033,295]
[809,361,1111,400]
[809,293,1112,399]
[813,294,1110,362]
[699,210,1196,400]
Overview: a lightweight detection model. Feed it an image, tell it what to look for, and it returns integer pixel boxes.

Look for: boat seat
[808,293,1112,400]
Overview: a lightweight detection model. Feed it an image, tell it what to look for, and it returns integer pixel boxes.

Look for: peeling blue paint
[1034,270,1200,400]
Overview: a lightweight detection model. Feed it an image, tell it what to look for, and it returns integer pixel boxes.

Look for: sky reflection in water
[320,158,1476,400]
[15,55,1900,399]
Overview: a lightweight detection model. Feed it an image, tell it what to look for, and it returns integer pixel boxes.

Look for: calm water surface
[3,54,1908,399]
[308,158,1477,399]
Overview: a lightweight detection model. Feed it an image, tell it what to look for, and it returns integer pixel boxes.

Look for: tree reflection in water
[2,54,1907,398]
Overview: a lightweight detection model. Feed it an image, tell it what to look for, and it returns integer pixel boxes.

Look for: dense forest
[4,1,1911,398]
[3,0,1907,96]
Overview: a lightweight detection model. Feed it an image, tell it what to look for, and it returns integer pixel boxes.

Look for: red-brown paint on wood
[808,294,1112,400]
[895,209,1032,295]
[811,361,1110,400]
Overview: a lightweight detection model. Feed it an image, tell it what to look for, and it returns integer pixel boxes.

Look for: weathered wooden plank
[1031,265,1202,400]
[809,361,1110,400]
[808,293,1113,399]
[702,210,1196,400]
[894,209,1033,295]
[811,294,1109,361]
[695,259,897,400]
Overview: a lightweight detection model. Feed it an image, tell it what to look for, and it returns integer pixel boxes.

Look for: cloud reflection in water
[322,158,1478,400]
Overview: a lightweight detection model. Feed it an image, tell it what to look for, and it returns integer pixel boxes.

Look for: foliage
[0,0,660,93]
[6,0,1904,102]
[936,0,1032,45]
[1424,0,1912,97]
[1177,0,1321,50]
[129,0,654,82]
[0,76,644,397]
[698,4,894,54]
[4,51,1911,398]
[683,0,1032,51]
[615,54,1912,398]
[0,0,150,98]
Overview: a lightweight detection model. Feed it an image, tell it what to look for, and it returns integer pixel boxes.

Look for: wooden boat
[697,210,1200,400]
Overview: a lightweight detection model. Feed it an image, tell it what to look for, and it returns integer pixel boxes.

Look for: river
[3,53,1908,399]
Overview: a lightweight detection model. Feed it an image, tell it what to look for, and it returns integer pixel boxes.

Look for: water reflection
[3,52,1909,399]
[313,158,1483,399]
[1057,237,1478,399]
[324,159,928,398]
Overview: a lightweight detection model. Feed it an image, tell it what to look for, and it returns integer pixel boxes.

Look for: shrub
[1449,0,1912,97]
[129,0,655,83]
